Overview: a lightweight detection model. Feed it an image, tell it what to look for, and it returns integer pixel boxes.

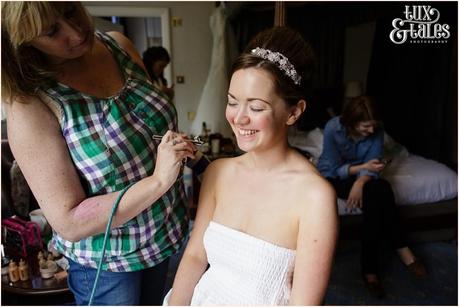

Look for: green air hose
[88,182,134,306]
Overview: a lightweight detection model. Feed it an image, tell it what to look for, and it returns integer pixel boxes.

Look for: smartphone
[381,158,392,165]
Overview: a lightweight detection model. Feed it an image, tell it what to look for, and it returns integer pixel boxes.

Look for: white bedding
[288,128,458,216]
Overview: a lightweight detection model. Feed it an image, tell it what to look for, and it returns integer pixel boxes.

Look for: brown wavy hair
[1,2,94,102]
[341,96,381,131]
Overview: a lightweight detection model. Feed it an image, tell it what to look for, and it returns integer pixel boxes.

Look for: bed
[288,127,458,242]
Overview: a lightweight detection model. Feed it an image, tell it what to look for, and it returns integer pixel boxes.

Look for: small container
[48,240,61,259]
[211,139,220,155]
[8,261,20,282]
[39,258,47,269]
[39,260,57,279]
[19,259,29,281]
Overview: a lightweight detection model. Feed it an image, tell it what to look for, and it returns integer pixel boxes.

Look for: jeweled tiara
[251,47,301,85]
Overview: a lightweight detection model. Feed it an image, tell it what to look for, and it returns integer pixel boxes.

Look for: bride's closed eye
[227,99,238,107]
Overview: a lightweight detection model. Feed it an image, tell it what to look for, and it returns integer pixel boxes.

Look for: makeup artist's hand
[153,130,196,189]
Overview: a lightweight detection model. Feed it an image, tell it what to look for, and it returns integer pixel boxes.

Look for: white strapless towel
[164,221,296,305]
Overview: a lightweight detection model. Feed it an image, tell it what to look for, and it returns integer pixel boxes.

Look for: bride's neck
[245,143,292,173]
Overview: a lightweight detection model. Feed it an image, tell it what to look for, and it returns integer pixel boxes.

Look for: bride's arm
[289,177,338,305]
[168,161,220,305]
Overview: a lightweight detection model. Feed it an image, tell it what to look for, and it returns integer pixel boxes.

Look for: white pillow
[383,132,410,160]
[288,127,324,164]
[338,155,457,215]
[382,154,458,205]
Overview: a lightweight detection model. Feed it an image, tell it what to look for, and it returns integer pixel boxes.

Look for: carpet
[325,240,458,305]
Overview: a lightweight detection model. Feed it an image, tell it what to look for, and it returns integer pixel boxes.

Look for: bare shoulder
[7,95,58,129]
[302,173,336,208]
[8,94,43,108]
[202,157,235,180]
[290,168,337,247]
[106,31,145,68]
[200,156,245,193]
[106,31,133,51]
[7,95,63,161]
[290,157,336,215]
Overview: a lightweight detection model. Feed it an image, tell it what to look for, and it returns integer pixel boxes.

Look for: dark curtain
[228,3,274,53]
[367,2,457,166]
[228,2,348,90]
[287,4,346,130]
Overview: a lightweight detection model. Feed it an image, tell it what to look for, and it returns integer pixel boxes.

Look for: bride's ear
[286,100,306,125]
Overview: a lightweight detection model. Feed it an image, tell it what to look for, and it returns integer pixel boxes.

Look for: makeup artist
[1,2,208,305]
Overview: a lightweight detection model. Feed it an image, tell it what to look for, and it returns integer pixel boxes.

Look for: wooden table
[2,271,74,305]
[2,273,69,295]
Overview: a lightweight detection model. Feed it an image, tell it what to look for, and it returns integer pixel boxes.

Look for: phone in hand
[381,158,392,165]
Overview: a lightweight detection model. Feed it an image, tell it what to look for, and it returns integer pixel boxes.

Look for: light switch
[187,111,196,121]
[172,17,182,27]
[176,76,185,84]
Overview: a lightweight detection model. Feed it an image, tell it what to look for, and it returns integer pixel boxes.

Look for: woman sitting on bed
[165,27,338,305]
[317,96,427,298]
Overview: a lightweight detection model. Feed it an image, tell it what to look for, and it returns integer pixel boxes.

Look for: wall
[84,1,215,133]
[93,17,125,33]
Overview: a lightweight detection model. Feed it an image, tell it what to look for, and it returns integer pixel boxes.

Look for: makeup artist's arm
[5,97,194,242]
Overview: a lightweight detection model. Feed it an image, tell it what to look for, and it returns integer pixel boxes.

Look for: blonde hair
[1,2,94,102]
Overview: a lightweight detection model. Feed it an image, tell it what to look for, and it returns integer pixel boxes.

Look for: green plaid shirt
[46,32,188,272]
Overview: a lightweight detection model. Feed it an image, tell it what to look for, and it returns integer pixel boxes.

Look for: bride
[166,27,338,305]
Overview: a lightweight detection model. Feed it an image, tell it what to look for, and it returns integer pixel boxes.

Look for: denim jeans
[68,258,170,306]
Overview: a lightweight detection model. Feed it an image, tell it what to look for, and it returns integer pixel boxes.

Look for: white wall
[85,1,214,133]
[343,22,376,92]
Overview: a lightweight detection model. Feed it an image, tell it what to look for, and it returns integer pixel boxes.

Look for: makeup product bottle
[8,261,19,282]
[19,259,29,281]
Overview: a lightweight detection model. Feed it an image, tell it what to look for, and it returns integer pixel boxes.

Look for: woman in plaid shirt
[2,2,206,305]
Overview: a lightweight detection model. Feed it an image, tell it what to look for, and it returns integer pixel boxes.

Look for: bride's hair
[230,26,316,109]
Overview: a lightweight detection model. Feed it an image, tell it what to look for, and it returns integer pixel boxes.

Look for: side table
[2,272,74,305]
[3,274,69,295]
